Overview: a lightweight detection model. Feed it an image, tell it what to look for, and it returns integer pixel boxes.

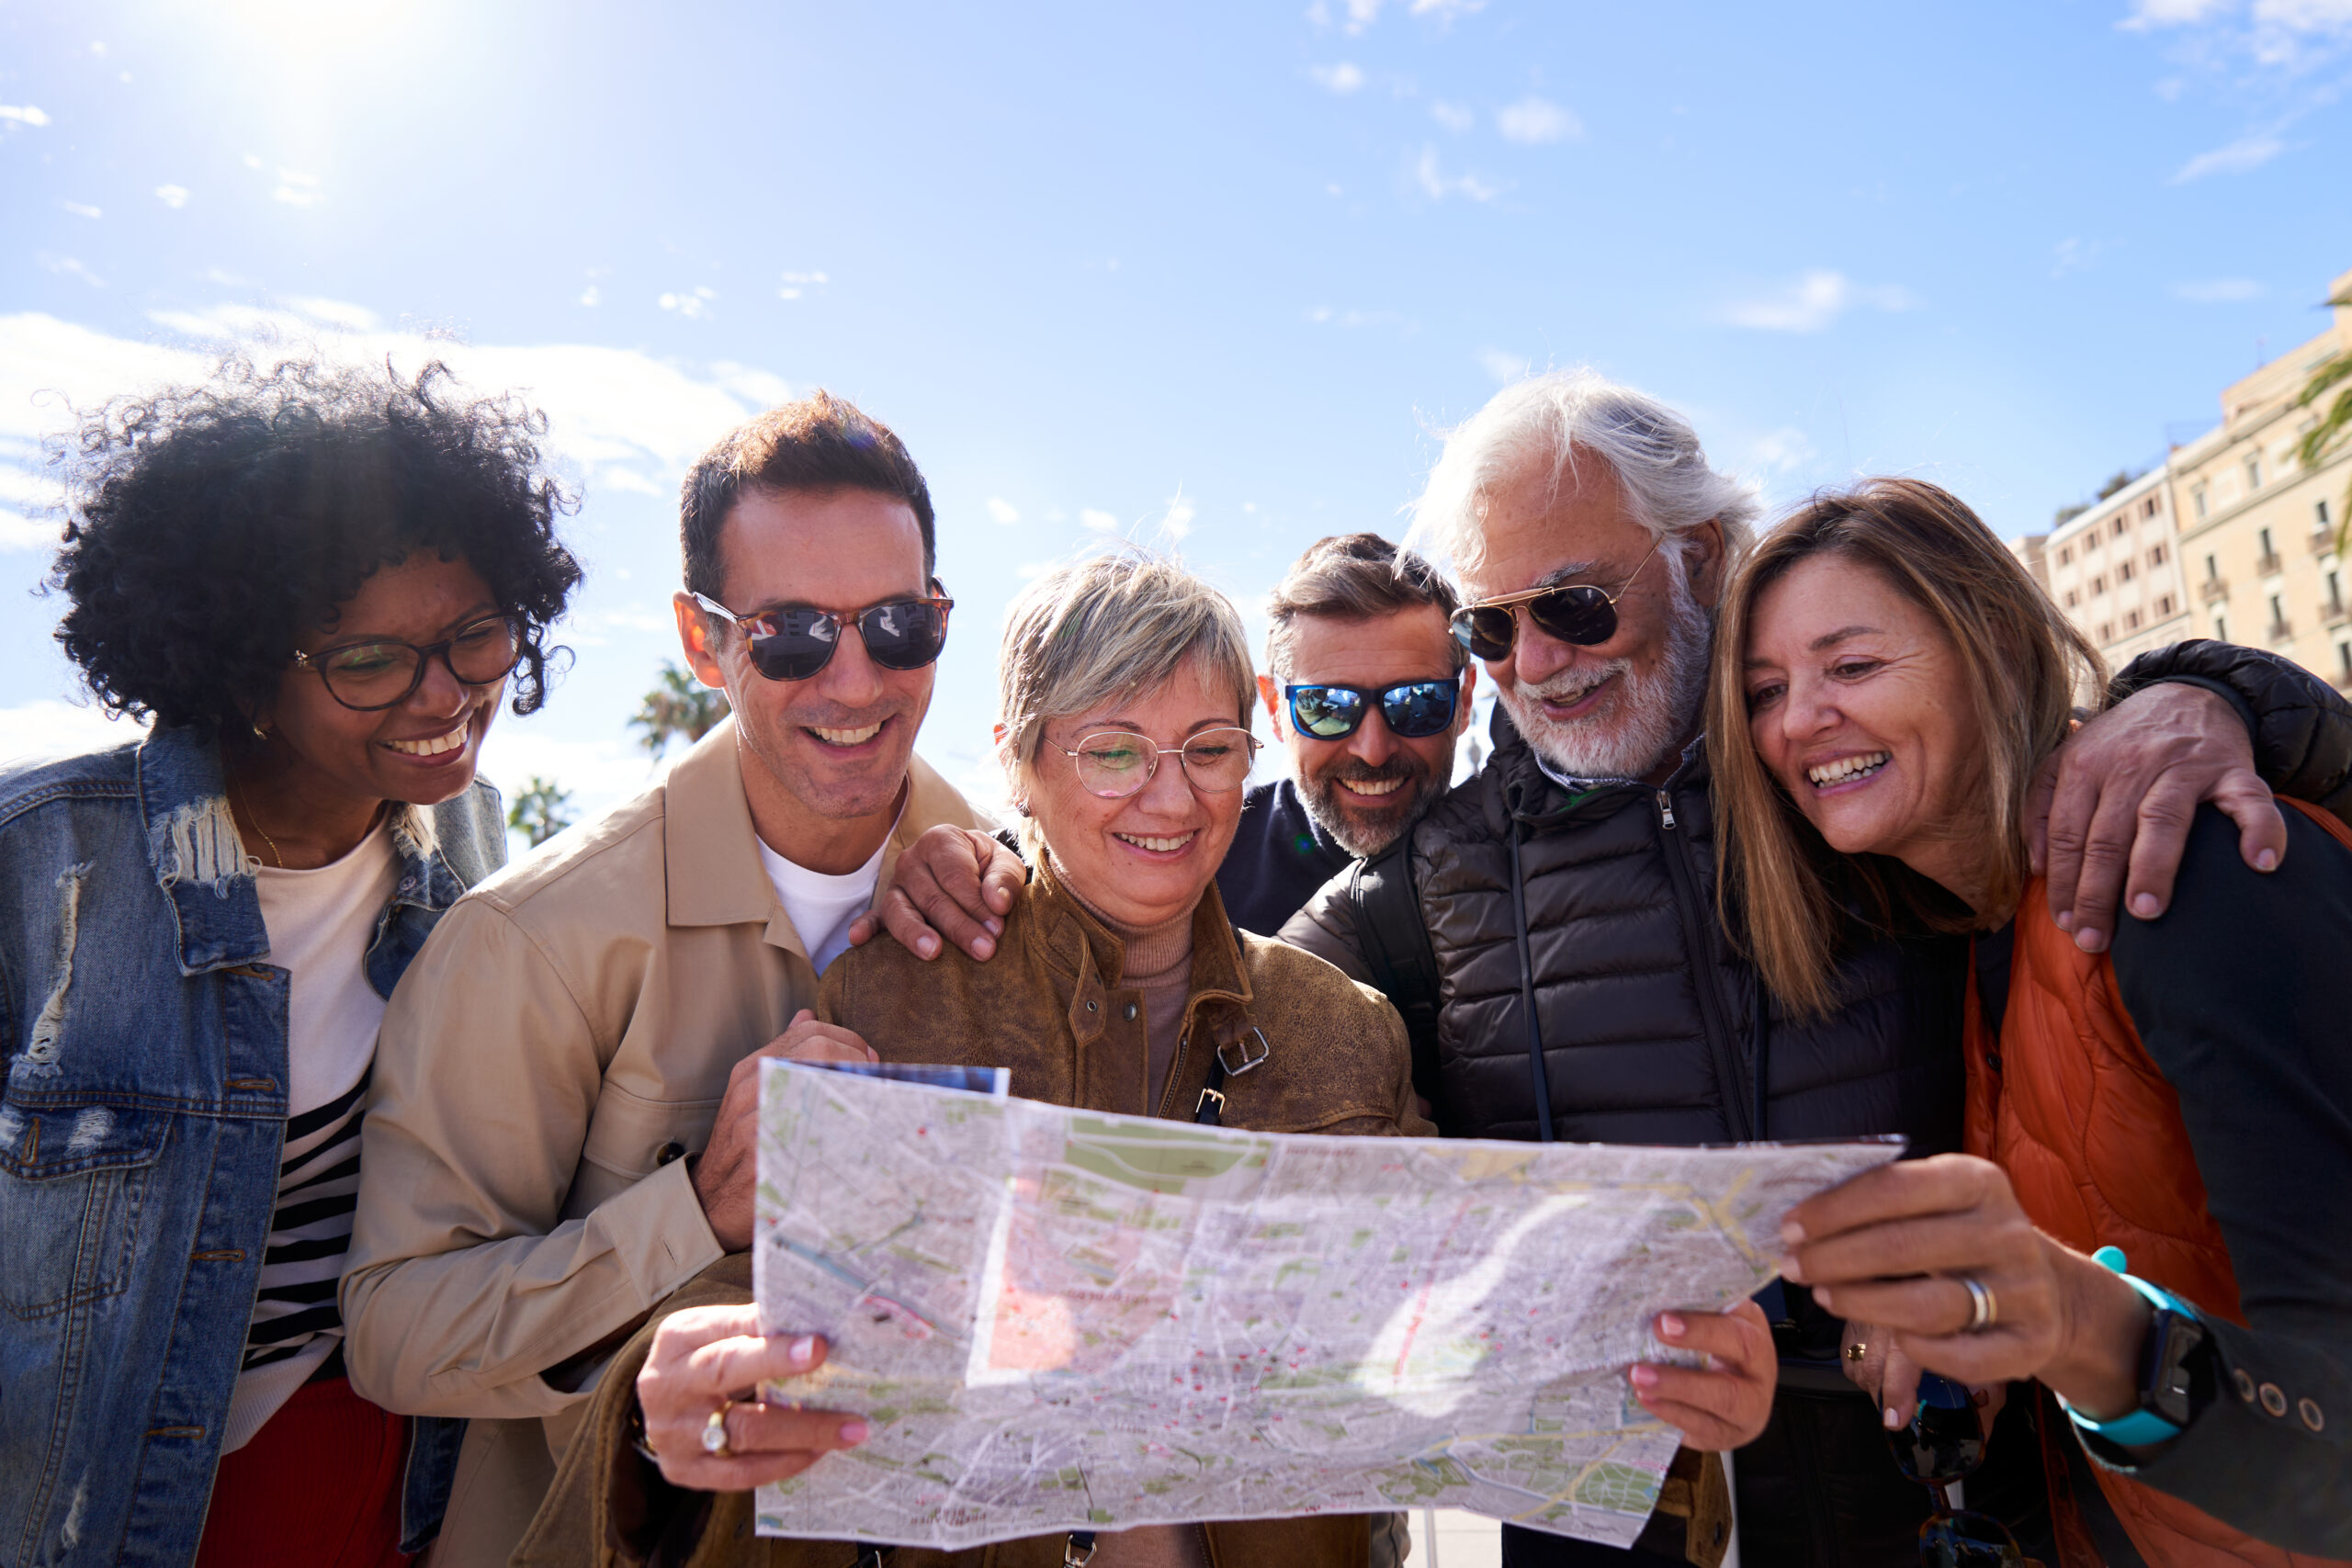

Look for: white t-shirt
[757,835,886,974]
[225,819,400,1452]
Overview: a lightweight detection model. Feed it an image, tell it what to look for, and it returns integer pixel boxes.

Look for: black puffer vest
[1413,714,1967,1153]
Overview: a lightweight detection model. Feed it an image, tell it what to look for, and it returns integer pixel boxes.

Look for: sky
[4,0,2349,833]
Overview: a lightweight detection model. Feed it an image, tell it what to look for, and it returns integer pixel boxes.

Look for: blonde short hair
[998,548,1256,849]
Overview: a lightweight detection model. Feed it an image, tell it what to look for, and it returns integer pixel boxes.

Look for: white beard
[1496,558,1713,784]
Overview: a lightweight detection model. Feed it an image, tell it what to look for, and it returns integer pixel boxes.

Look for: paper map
[752,1059,1897,1550]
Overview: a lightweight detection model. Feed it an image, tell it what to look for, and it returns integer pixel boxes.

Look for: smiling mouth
[1114,830,1196,853]
[1339,776,1406,797]
[809,721,885,748]
[384,723,469,757]
[1807,751,1890,788]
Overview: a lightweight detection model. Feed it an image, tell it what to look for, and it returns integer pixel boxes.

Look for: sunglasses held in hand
[1284,679,1461,741]
[1893,1374,2044,1568]
[690,583,954,682]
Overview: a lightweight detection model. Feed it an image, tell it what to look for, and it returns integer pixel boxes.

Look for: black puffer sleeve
[2112,640,2352,820]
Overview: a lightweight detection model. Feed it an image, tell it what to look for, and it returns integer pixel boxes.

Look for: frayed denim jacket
[0,724,504,1568]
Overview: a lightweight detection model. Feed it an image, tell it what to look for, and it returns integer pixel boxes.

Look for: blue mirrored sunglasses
[1284,679,1461,741]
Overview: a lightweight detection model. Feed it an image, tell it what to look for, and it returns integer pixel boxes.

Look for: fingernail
[1780,1256,1806,1283]
[1883,1404,1904,1430]
[972,937,995,959]
[2131,893,2160,919]
[918,936,938,958]
[789,1335,817,1367]
[985,918,1002,934]
[1657,1313,1685,1339]
[2055,909,2075,931]
[2258,849,2278,872]
[2075,928,2106,953]
[839,1419,869,1445]
[1780,1219,1805,1246]
[1629,1365,1659,1390]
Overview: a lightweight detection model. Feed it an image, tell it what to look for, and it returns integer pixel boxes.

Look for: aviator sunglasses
[690,582,954,682]
[1892,1373,2046,1568]
[1448,534,1664,661]
[1284,679,1462,742]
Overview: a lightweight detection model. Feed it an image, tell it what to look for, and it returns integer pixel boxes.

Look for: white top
[757,833,887,975]
[224,819,400,1453]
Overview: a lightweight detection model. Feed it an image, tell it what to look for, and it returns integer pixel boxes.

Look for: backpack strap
[1344,825,1443,1112]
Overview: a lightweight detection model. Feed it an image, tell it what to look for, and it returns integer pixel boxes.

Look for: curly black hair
[47,354,583,733]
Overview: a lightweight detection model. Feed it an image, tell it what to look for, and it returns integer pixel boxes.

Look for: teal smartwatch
[2061,1245,2210,1450]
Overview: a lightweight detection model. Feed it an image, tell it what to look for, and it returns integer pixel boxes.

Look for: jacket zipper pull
[1656,788,1678,830]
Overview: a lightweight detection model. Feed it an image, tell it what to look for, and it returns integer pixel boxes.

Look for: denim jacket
[0,723,505,1568]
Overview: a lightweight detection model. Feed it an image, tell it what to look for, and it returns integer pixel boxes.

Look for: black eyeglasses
[691,582,954,682]
[1285,680,1461,741]
[291,613,526,712]
[1449,534,1664,660]
[1894,1374,2043,1568]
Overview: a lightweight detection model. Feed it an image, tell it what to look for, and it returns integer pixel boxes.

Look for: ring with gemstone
[702,1403,735,1458]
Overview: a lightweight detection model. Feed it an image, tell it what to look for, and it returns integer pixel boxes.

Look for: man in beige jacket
[340,392,997,1567]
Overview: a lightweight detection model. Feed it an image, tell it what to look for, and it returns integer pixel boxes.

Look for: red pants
[195,1375,412,1568]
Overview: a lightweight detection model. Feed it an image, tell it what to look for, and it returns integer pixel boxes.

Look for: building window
[2268,592,2287,635]
[2057,544,2073,566]
[2143,495,2160,518]
[2125,609,2142,630]
[2194,486,2209,519]
[2098,622,2114,642]
[2064,589,2079,608]
[2112,516,2129,538]
[2215,614,2229,642]
[2204,553,2219,581]
[2091,574,2107,594]
[2246,457,2262,491]
[2118,559,2135,582]
[2341,642,2352,679]
[2148,542,2167,565]
[2322,499,2335,530]
[2260,526,2274,557]
[2157,594,2175,615]
[2329,570,2344,616]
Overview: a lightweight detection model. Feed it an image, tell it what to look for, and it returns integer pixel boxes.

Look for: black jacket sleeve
[2113,640,2352,821]
[2102,805,2352,1554]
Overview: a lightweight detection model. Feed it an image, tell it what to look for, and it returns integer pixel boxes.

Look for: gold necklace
[233,780,287,869]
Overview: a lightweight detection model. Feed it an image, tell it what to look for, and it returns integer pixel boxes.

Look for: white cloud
[0,104,51,126]
[242,152,262,168]
[2120,0,2234,26]
[1495,96,1582,144]
[1430,99,1474,132]
[283,295,379,330]
[1748,426,1817,473]
[1477,347,1531,384]
[2171,132,2286,180]
[1162,491,1195,542]
[272,170,323,207]
[2173,276,2267,300]
[2051,236,2109,277]
[778,269,829,300]
[986,496,1020,525]
[39,254,104,288]
[658,287,715,320]
[1413,146,1503,202]
[1721,269,1916,333]
[579,284,601,307]
[61,201,101,220]
[1309,62,1366,93]
[0,701,144,768]
[1409,0,1485,15]
[1306,0,1382,33]
[2256,0,2352,28]
[153,184,189,209]
[1080,508,1120,533]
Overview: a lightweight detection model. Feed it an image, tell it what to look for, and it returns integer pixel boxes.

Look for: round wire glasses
[1049,728,1259,799]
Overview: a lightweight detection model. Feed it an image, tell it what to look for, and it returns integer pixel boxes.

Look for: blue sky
[5,0,2349,824]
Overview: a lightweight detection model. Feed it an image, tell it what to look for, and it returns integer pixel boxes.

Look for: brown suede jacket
[514,864,1429,1568]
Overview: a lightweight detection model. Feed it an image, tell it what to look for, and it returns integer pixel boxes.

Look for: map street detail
[752,1060,1897,1551]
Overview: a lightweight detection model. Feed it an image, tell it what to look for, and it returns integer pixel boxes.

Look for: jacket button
[654,1140,687,1167]
[2259,1382,2288,1417]
[1123,1003,1138,1022]
[2301,1397,2325,1433]
[2234,1369,2259,1404]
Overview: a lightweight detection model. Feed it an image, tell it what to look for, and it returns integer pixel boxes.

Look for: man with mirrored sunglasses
[1211,532,1477,936]
[343,391,993,1568]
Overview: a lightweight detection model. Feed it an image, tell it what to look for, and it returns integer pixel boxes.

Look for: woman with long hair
[1707,477,2352,1562]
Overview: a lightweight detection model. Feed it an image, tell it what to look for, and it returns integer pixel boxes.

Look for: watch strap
[2063,1246,2199,1446]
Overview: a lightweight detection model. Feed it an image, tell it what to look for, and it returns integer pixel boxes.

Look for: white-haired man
[876,371,2352,1563]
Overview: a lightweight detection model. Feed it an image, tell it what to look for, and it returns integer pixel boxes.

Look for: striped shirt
[224,821,399,1453]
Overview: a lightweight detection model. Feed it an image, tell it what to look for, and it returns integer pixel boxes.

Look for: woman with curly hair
[0,355,582,1568]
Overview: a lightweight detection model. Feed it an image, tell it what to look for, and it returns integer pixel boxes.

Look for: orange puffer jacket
[1962,800,2352,1568]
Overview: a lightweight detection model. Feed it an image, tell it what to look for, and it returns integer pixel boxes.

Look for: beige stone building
[2172,265,2352,689]
[2042,465,2191,670]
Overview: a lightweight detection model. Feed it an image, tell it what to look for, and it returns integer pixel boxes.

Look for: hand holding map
[751,1060,1897,1551]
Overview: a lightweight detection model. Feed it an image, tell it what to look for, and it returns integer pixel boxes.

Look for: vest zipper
[1655,787,1754,1141]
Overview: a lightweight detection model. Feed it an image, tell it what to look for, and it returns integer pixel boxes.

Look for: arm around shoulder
[2115,640,2352,822]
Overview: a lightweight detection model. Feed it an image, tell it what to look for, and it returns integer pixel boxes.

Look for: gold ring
[1845,1341,1867,1361]
[701,1403,734,1458]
